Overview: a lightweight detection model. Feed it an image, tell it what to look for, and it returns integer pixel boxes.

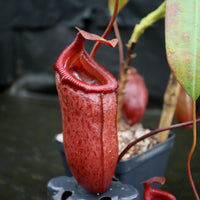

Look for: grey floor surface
[0,91,200,200]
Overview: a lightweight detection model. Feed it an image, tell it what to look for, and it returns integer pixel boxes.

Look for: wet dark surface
[0,91,200,200]
[0,92,64,200]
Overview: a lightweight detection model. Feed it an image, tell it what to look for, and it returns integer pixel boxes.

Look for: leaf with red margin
[165,0,200,101]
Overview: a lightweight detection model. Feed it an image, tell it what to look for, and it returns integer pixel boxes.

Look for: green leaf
[108,0,129,15]
[165,0,200,101]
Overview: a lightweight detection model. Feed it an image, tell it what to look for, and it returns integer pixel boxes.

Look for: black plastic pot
[47,176,140,200]
[115,132,175,199]
[55,132,175,199]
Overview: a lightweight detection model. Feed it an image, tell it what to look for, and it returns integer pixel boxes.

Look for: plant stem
[118,118,200,162]
[117,42,135,124]
[112,19,126,125]
[157,72,180,142]
[90,0,119,58]
[187,101,199,200]
[128,1,166,45]
[113,20,124,77]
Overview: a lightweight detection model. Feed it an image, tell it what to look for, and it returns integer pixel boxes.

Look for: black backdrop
[1,0,169,104]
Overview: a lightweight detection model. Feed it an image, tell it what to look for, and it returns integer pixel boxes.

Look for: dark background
[1,0,169,104]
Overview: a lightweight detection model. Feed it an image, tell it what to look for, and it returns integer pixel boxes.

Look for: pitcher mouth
[53,33,118,94]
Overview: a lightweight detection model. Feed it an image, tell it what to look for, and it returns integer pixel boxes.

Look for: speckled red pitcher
[53,30,118,194]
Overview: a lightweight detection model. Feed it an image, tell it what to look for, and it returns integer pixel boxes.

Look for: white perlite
[56,122,159,161]
[118,122,159,160]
